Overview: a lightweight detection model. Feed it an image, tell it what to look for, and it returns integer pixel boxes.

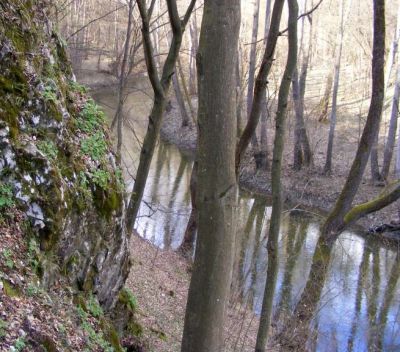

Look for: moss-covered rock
[0,0,129,313]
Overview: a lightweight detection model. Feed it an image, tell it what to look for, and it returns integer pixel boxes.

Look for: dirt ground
[127,233,280,352]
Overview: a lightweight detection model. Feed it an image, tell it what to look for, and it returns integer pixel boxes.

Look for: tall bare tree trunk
[321,0,385,241]
[382,64,400,179]
[381,5,400,179]
[114,0,135,165]
[247,0,261,150]
[172,68,191,127]
[189,13,199,95]
[292,2,313,170]
[179,161,197,255]
[318,72,333,122]
[181,0,240,350]
[255,0,298,350]
[236,0,286,174]
[323,0,346,174]
[126,0,196,232]
[259,0,273,171]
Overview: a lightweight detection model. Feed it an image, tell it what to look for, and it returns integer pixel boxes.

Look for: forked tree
[125,0,196,232]
[255,0,299,349]
[321,0,385,242]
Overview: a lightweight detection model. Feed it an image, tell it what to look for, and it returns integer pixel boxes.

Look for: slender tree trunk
[172,68,191,127]
[292,0,312,170]
[181,1,240,350]
[126,0,197,232]
[114,0,135,165]
[318,72,333,122]
[259,0,273,171]
[247,0,261,150]
[381,5,400,179]
[293,68,305,169]
[370,134,382,182]
[179,161,197,255]
[189,13,199,95]
[384,4,400,92]
[382,64,400,179]
[321,0,385,242]
[370,4,397,182]
[255,1,298,350]
[235,0,286,174]
[323,0,346,174]
[177,56,196,124]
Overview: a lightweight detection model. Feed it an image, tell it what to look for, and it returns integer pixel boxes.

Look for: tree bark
[180,0,240,350]
[172,68,191,127]
[292,0,312,170]
[126,0,196,232]
[323,0,345,174]
[318,72,333,122]
[259,0,273,171]
[255,0,298,350]
[381,64,400,179]
[114,0,135,165]
[235,0,286,175]
[179,161,198,256]
[321,0,385,242]
[247,0,261,150]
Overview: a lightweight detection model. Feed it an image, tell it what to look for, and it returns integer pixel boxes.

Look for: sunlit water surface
[93,82,400,352]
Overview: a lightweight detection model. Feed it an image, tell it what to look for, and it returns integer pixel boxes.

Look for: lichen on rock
[0,0,130,315]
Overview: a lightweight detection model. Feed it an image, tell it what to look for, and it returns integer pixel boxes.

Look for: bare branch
[67,5,126,41]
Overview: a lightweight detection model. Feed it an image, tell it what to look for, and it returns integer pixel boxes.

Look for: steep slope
[0,0,135,350]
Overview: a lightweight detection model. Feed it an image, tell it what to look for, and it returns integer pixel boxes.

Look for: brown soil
[126,233,278,352]
[0,210,88,351]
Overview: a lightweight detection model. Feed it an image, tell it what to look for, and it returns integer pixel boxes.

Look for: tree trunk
[370,133,382,182]
[323,0,345,174]
[321,0,385,242]
[235,0,286,174]
[179,161,198,256]
[259,0,273,171]
[292,0,313,170]
[384,4,400,91]
[126,0,196,232]
[381,64,400,179]
[180,0,240,350]
[114,0,135,165]
[177,56,196,124]
[247,0,261,150]
[255,0,298,350]
[189,13,199,95]
[318,72,333,122]
[172,69,191,127]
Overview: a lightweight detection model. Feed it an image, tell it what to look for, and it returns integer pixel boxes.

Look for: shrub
[81,132,107,161]
[0,183,14,209]
[77,100,105,133]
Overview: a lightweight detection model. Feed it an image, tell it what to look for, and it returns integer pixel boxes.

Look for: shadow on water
[93,83,400,351]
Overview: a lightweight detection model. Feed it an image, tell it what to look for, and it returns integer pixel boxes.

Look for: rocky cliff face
[0,0,130,310]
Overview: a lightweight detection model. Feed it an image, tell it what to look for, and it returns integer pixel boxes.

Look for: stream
[92,79,400,351]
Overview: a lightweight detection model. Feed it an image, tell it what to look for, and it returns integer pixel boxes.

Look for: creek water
[92,80,400,351]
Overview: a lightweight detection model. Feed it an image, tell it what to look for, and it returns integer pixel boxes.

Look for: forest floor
[126,233,280,352]
[160,97,400,234]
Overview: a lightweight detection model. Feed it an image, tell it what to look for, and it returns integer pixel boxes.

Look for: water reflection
[93,84,400,351]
